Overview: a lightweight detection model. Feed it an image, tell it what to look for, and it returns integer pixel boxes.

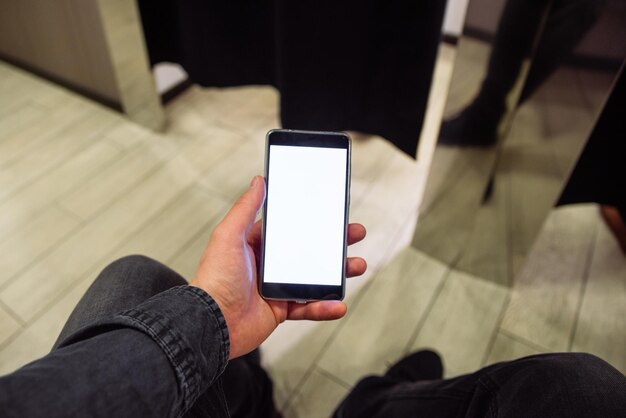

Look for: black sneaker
[439,97,505,147]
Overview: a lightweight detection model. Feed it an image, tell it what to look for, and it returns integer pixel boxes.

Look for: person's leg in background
[440,0,606,146]
[440,0,549,146]
[53,255,278,418]
[333,351,626,417]
[518,0,607,103]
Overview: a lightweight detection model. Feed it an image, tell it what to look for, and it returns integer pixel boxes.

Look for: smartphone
[260,129,351,302]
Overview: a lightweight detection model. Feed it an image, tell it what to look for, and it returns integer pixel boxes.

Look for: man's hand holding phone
[191,176,366,359]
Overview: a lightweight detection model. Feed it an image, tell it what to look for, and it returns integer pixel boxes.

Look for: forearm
[0,330,180,417]
[0,286,230,418]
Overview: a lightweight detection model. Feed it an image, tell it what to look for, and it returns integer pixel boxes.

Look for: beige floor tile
[166,223,218,281]
[165,94,246,143]
[455,165,511,286]
[409,270,509,378]
[414,145,472,215]
[0,76,46,115]
[58,141,174,220]
[484,331,544,366]
[31,85,86,111]
[0,103,45,139]
[111,185,230,270]
[442,37,489,117]
[197,136,265,198]
[571,220,626,373]
[169,124,248,175]
[0,141,120,238]
[504,143,577,258]
[0,155,205,321]
[412,146,498,267]
[281,368,349,418]
[356,148,421,220]
[263,256,386,407]
[0,102,91,167]
[0,205,80,287]
[220,101,278,136]
[100,121,153,150]
[0,113,115,201]
[0,326,52,375]
[1,185,226,372]
[265,320,343,410]
[347,199,408,277]
[0,274,93,374]
[165,206,231,278]
[240,116,280,143]
[0,98,29,122]
[170,87,239,128]
[317,248,448,386]
[0,304,21,347]
[265,257,406,408]
[0,63,84,113]
[350,135,396,184]
[501,205,598,352]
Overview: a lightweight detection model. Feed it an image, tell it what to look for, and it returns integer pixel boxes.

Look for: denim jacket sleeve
[0,286,230,418]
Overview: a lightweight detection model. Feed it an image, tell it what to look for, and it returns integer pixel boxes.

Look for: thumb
[221,176,266,236]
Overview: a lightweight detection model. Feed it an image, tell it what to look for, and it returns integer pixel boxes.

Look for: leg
[519,0,607,103]
[186,350,279,418]
[480,0,549,105]
[439,0,549,146]
[53,254,188,348]
[333,353,626,417]
[54,255,278,417]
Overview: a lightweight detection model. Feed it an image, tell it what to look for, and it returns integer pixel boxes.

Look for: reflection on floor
[416,34,618,287]
[0,44,624,418]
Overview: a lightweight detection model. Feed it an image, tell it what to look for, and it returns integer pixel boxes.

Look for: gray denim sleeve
[0,285,230,418]
[112,286,230,409]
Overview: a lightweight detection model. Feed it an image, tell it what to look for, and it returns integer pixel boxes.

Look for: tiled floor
[0,41,624,418]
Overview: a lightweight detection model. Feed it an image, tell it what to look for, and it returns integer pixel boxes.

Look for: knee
[109,254,161,270]
[564,352,612,373]
[523,353,625,398]
[528,353,614,381]
[97,254,174,287]
[547,352,612,373]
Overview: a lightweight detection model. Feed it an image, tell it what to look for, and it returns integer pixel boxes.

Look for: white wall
[442,0,471,36]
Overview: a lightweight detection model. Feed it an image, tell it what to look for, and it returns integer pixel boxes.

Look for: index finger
[286,300,347,321]
[347,223,366,245]
[248,222,366,248]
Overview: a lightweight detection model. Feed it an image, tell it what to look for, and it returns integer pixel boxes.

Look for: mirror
[412,0,626,285]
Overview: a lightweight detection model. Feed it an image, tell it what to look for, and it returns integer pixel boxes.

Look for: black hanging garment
[558,61,626,219]
[137,0,447,157]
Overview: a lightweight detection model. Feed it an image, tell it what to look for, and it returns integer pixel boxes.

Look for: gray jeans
[54,255,277,418]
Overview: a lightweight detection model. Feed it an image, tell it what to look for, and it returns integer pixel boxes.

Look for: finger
[247,220,263,248]
[248,220,263,265]
[346,257,367,277]
[249,222,364,251]
[287,301,347,321]
[347,223,366,246]
[220,176,266,236]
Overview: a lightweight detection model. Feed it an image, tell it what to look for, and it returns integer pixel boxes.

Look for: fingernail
[250,176,259,188]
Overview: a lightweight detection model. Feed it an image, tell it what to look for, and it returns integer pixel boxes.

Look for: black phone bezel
[260,129,351,302]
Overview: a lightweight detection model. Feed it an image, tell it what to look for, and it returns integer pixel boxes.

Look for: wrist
[189,281,238,359]
[187,283,232,360]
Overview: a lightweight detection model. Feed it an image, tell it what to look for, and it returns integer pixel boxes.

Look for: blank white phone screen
[264,145,347,286]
